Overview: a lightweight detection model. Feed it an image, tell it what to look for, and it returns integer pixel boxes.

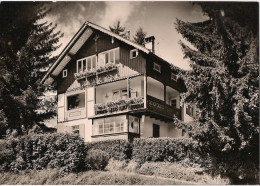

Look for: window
[112,88,128,101]
[93,115,126,135]
[121,89,128,99]
[130,49,138,59]
[98,48,120,67]
[67,92,85,110]
[171,99,177,108]
[153,124,160,138]
[113,90,120,101]
[62,69,67,78]
[77,55,96,73]
[72,125,79,135]
[153,62,161,73]
[171,73,177,81]
[129,116,139,133]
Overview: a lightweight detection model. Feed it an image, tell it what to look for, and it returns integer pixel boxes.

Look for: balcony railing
[94,95,181,119]
[94,97,144,115]
[74,63,118,80]
[147,95,181,119]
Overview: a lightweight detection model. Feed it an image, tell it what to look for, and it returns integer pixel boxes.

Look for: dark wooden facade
[56,29,146,94]
[146,54,186,93]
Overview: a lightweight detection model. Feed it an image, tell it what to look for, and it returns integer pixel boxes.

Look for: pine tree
[109,20,127,38]
[174,2,259,184]
[0,2,63,137]
[133,27,147,45]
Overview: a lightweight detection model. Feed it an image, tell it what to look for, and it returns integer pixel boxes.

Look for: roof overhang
[41,21,163,85]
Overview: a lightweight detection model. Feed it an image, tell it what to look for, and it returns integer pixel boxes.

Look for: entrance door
[153,124,160,138]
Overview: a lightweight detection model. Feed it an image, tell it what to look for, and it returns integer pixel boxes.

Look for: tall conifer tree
[0,2,63,136]
[133,27,147,45]
[109,20,127,38]
[175,2,259,184]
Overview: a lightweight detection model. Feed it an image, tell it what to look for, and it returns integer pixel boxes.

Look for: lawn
[0,169,191,185]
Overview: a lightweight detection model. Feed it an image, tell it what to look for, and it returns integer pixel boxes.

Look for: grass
[137,162,229,184]
[106,159,229,185]
[0,169,189,185]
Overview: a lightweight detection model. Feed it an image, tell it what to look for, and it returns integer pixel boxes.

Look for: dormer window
[130,49,138,59]
[171,72,177,81]
[62,69,67,78]
[153,62,161,73]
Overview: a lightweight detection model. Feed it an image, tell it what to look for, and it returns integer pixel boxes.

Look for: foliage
[86,139,132,161]
[137,161,229,184]
[0,2,63,136]
[0,139,15,172]
[133,27,147,45]
[2,133,86,176]
[132,137,203,165]
[109,20,128,38]
[175,2,259,184]
[106,158,128,171]
[85,149,109,170]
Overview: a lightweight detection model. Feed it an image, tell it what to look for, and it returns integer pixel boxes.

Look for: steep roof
[41,21,174,85]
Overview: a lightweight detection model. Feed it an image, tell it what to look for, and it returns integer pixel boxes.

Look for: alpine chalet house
[41,21,194,142]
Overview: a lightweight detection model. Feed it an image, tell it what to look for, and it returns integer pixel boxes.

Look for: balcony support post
[144,75,147,108]
[164,84,166,103]
[127,77,130,98]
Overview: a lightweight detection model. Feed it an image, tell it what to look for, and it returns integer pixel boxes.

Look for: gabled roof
[41,21,171,85]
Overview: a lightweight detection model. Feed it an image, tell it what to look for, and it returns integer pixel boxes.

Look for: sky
[46,1,208,70]
[44,1,208,128]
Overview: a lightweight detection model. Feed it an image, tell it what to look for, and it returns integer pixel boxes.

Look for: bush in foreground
[3,133,86,175]
[85,149,109,170]
[132,137,203,165]
[86,139,132,161]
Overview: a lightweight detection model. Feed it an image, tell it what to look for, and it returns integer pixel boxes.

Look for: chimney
[144,36,155,53]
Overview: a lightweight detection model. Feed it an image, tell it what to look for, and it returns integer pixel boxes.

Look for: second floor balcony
[93,75,182,120]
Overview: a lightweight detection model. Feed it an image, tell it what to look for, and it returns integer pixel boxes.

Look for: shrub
[86,139,132,161]
[85,149,109,170]
[4,133,86,176]
[105,159,128,171]
[132,137,202,165]
[0,139,15,172]
[124,160,138,173]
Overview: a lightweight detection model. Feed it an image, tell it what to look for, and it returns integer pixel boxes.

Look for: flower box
[129,103,144,110]
[119,105,128,111]
[108,106,118,113]
[96,109,108,115]
[74,70,96,80]
[96,67,117,75]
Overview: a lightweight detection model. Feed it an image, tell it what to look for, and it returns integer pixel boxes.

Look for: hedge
[132,137,201,165]
[1,133,87,176]
[85,139,132,161]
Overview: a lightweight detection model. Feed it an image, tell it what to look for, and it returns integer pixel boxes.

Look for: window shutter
[79,124,85,139]
[58,94,65,122]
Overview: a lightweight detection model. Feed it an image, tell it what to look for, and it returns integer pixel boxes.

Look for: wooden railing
[147,95,181,119]
[94,97,144,115]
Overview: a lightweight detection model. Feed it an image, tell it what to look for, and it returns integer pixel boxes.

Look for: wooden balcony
[147,95,181,120]
[94,97,145,117]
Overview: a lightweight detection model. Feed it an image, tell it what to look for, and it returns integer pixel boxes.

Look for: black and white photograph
[0,1,259,185]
